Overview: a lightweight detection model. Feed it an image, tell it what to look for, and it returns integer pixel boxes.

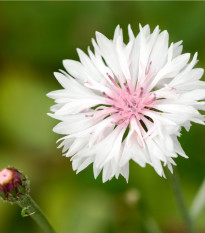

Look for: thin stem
[167,169,195,233]
[18,195,56,233]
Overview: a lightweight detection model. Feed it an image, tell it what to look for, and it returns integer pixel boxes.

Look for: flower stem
[167,169,195,233]
[18,195,56,233]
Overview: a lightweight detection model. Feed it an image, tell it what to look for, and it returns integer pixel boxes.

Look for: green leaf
[190,178,205,219]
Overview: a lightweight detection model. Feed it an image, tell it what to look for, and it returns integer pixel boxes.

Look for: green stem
[167,169,195,233]
[18,195,56,233]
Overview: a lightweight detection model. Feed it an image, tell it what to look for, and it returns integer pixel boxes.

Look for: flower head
[0,167,29,202]
[48,24,205,182]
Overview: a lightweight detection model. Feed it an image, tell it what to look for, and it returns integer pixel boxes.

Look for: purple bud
[0,167,29,203]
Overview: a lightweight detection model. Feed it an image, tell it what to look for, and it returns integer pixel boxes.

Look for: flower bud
[0,167,29,203]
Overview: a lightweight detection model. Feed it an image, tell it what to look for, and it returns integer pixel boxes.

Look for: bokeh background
[0,1,205,233]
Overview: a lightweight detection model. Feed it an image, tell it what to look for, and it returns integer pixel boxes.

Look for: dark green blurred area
[0,2,205,233]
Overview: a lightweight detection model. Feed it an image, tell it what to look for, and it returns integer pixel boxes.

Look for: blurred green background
[0,2,205,233]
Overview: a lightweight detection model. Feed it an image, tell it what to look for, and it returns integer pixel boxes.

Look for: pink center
[0,168,13,185]
[97,74,156,125]
[95,74,156,127]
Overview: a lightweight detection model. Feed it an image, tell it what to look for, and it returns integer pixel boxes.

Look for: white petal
[149,30,169,72]
[63,60,87,81]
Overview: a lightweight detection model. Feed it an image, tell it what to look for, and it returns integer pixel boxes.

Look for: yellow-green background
[0,2,205,233]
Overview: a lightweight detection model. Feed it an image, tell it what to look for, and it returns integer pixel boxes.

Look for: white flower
[48,24,205,182]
